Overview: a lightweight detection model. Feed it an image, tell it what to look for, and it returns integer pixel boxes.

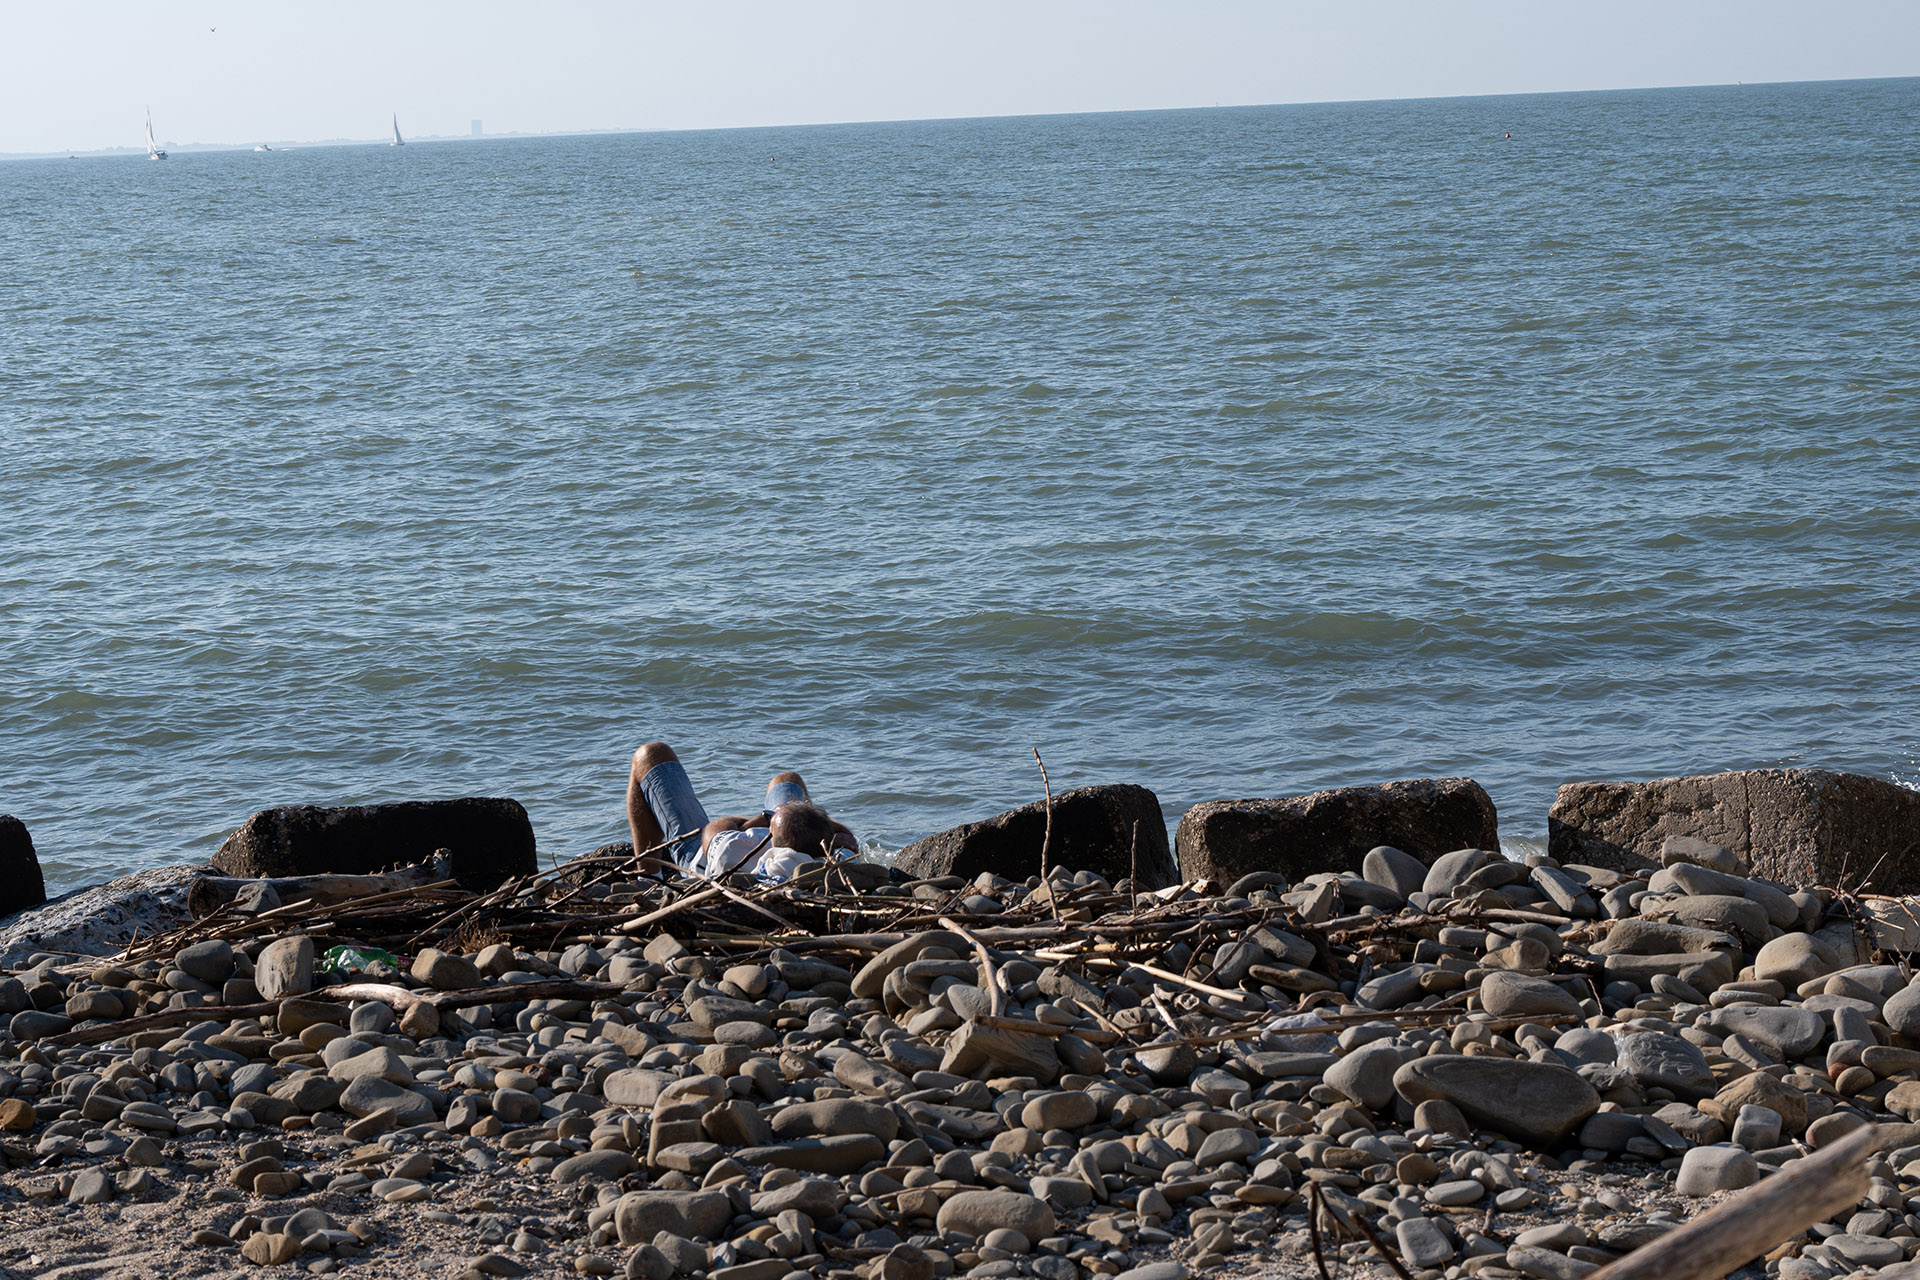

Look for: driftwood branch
[1033,747,1057,922]
[187,865,450,917]
[1585,1122,1881,1280]
[939,916,1007,1019]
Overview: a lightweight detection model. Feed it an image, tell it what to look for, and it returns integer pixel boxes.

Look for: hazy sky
[5,1,1917,154]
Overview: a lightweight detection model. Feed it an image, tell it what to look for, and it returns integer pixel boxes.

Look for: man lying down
[624,739,860,882]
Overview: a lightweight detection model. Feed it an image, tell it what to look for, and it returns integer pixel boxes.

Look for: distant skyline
[3,1,1917,156]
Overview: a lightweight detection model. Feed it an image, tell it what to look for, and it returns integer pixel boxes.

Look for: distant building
[471,120,482,137]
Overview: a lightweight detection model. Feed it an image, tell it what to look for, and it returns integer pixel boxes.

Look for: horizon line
[5,71,1913,162]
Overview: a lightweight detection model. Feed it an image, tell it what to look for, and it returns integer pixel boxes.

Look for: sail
[392,115,404,146]
[145,110,156,154]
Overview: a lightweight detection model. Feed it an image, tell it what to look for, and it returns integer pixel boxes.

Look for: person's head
[769,801,835,857]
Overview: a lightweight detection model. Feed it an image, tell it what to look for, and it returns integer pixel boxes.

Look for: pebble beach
[4,797,1920,1280]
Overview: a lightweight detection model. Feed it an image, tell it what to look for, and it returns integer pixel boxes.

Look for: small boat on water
[390,115,404,147]
[254,143,273,152]
[146,109,168,160]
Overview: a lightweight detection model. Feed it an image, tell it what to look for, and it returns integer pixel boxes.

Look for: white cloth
[693,828,817,883]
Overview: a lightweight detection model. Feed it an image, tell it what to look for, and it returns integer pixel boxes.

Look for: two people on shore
[624,740,858,882]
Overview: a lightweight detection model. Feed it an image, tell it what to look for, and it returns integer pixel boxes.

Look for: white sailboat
[390,115,404,147]
[145,108,168,160]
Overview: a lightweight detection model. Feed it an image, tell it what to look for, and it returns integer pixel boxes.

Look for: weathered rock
[1708,1005,1825,1060]
[254,935,315,1000]
[896,784,1175,888]
[745,1179,838,1221]
[1396,1217,1457,1269]
[603,1069,677,1110]
[1548,768,1920,890]
[411,947,482,991]
[1591,918,1735,956]
[1643,895,1770,948]
[1393,1056,1599,1148]
[68,1166,114,1205]
[942,1020,1059,1083]
[329,1045,415,1086]
[1176,778,1498,886]
[1711,1072,1808,1133]
[1615,1031,1716,1100]
[212,797,536,891]
[0,815,47,919]
[0,863,202,969]
[1662,835,1744,872]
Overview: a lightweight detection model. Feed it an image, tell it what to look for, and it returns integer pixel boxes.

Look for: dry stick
[938,916,1006,1018]
[1147,991,1186,1040]
[974,1013,1120,1045]
[1126,959,1265,1008]
[1305,1182,1335,1280]
[1128,821,1139,917]
[1584,1122,1880,1280]
[411,830,697,948]
[617,883,732,934]
[1032,746,1057,922]
[1344,1196,1416,1280]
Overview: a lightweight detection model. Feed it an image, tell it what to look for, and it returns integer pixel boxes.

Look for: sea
[4,78,1918,895]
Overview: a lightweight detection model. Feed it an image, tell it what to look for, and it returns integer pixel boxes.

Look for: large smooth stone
[1881,979,1920,1037]
[337,1076,435,1125]
[1708,1006,1826,1060]
[175,939,236,985]
[602,1069,676,1109]
[614,1190,733,1244]
[1362,845,1429,898]
[936,1190,1056,1241]
[769,1098,900,1143]
[1324,1042,1405,1113]
[1478,972,1583,1018]
[254,935,315,1001]
[410,947,482,991]
[1393,1056,1599,1149]
[1750,934,1836,988]
[1644,895,1771,948]
[1615,1031,1716,1100]
[1675,1144,1759,1196]
[551,1151,639,1185]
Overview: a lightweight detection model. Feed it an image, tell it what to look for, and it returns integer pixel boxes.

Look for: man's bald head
[769,802,836,858]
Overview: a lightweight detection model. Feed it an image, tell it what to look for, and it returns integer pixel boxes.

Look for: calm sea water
[5,80,1919,894]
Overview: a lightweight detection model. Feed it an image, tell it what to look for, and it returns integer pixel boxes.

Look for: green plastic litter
[320,944,400,973]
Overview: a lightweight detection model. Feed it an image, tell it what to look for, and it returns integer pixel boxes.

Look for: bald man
[624,740,858,881]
